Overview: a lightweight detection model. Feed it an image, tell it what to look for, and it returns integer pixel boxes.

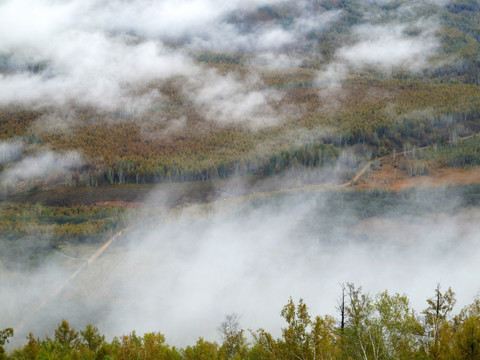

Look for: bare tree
[337,283,346,332]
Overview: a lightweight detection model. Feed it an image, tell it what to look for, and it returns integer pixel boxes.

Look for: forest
[2,284,480,360]
[1,0,480,358]
[0,0,479,188]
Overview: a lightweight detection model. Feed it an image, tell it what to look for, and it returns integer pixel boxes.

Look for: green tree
[375,291,424,360]
[80,324,105,354]
[54,320,80,349]
[0,328,14,360]
[252,298,338,360]
[422,285,456,360]
[453,298,480,360]
[280,298,317,360]
[341,283,382,360]
[217,314,247,359]
[182,338,219,360]
[9,333,39,360]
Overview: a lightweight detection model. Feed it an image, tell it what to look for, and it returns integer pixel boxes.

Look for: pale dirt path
[14,228,128,334]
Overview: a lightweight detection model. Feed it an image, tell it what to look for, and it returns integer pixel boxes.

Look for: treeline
[0,203,126,242]
[1,80,480,187]
[3,284,480,359]
[0,203,127,269]
[81,141,340,186]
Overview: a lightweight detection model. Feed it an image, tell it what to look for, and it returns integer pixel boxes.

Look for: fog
[0,140,24,164]
[337,21,439,72]
[2,180,480,348]
[0,0,448,124]
[316,2,444,93]
[0,141,83,193]
[2,0,476,351]
[92,188,480,345]
[1,150,82,185]
[0,0,339,118]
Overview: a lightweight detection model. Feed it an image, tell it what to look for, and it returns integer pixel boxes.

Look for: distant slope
[0,0,479,189]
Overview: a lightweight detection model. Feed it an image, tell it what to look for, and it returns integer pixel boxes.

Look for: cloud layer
[2,185,479,348]
[0,0,338,116]
[0,0,449,127]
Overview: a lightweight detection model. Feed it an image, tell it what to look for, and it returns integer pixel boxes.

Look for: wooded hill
[0,0,479,188]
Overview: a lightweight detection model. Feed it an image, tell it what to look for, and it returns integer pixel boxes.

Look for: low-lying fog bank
[1,184,480,348]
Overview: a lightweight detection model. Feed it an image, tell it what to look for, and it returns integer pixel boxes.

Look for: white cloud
[0,28,195,110]
[0,0,342,112]
[1,149,83,190]
[337,22,440,71]
[188,70,288,127]
[315,8,442,97]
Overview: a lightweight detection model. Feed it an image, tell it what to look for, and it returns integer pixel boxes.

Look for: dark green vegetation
[3,285,480,360]
[0,202,127,269]
[417,136,480,168]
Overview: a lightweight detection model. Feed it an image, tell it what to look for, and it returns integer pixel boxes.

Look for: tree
[10,333,39,360]
[182,338,219,360]
[375,291,424,360]
[54,320,80,349]
[0,328,13,360]
[341,283,381,360]
[310,315,338,360]
[252,298,338,360]
[453,298,480,360]
[217,314,247,359]
[280,298,315,360]
[337,283,346,332]
[423,285,456,359]
[80,324,105,353]
[116,331,181,360]
[340,284,427,360]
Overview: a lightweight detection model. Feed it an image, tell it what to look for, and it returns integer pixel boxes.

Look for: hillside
[0,0,479,191]
[2,0,480,357]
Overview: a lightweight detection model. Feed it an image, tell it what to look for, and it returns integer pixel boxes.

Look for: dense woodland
[1,79,480,188]
[3,284,480,360]
[0,0,479,188]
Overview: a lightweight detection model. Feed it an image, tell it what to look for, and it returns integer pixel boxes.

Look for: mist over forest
[1,0,480,359]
